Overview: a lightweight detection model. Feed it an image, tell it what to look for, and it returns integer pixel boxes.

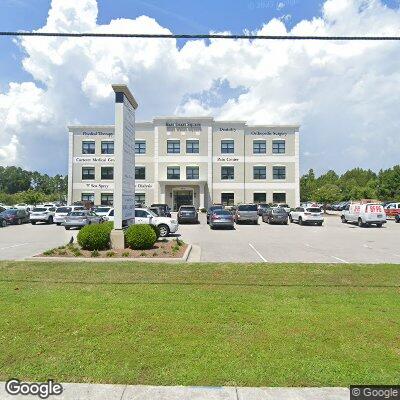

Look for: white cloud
[0,0,400,174]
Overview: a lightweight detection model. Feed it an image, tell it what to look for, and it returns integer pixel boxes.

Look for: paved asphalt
[0,214,399,263]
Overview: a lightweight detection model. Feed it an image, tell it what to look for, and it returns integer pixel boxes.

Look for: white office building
[68,117,300,211]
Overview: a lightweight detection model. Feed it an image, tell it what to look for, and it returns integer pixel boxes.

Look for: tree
[314,184,342,212]
[300,169,317,202]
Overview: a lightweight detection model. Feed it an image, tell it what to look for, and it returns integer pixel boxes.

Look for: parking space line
[248,243,267,262]
[0,243,30,251]
[331,256,349,264]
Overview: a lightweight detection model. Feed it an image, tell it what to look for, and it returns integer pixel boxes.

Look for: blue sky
[1,0,400,175]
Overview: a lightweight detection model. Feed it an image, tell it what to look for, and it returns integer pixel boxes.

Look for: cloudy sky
[0,0,399,176]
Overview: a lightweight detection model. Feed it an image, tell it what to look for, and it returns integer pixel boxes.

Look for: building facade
[68,117,300,210]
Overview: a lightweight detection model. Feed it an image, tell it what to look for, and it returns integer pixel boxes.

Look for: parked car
[150,204,171,218]
[14,203,32,211]
[234,204,259,224]
[102,208,114,222]
[135,208,178,237]
[257,203,270,216]
[209,209,234,229]
[54,206,85,225]
[262,207,289,225]
[177,205,199,224]
[277,204,291,213]
[63,210,103,230]
[341,203,386,227]
[384,202,400,217]
[0,215,6,228]
[92,206,113,217]
[30,206,56,224]
[0,206,6,213]
[0,209,30,225]
[289,207,324,226]
[207,205,224,224]
[149,206,166,217]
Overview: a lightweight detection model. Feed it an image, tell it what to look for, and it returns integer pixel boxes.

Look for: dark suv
[177,205,199,224]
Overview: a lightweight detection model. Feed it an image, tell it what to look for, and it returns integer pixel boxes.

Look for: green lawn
[0,261,399,386]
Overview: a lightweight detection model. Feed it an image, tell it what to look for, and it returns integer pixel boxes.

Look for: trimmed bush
[149,224,160,240]
[77,222,113,251]
[125,224,157,250]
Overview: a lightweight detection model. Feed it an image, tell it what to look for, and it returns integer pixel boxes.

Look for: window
[101,141,114,155]
[167,140,180,154]
[221,193,235,206]
[253,166,266,180]
[186,140,199,154]
[81,193,94,203]
[253,140,266,154]
[101,167,113,180]
[221,166,234,180]
[273,193,287,203]
[254,193,267,203]
[135,193,146,205]
[221,140,234,154]
[272,140,286,154]
[186,166,199,180]
[82,167,95,180]
[167,166,180,179]
[135,166,146,180]
[273,166,286,180]
[135,209,150,218]
[82,141,95,154]
[135,140,146,154]
[101,193,113,206]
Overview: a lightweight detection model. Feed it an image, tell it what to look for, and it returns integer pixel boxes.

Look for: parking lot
[0,213,399,263]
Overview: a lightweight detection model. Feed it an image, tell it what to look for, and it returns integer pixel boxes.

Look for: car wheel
[47,216,53,224]
[358,218,364,228]
[31,221,36,225]
[341,215,347,224]
[395,217,399,223]
[299,217,303,226]
[376,223,382,228]
[65,226,70,230]
[56,223,61,226]
[158,224,170,237]
[17,219,22,225]
[289,215,293,223]
[318,222,323,226]
[1,220,6,228]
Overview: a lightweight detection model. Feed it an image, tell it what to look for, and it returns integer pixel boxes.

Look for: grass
[0,261,399,387]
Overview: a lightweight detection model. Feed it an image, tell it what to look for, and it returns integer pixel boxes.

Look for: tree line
[0,166,67,205]
[301,165,400,204]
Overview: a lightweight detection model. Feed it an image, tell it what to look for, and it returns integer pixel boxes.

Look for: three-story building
[67,117,300,210]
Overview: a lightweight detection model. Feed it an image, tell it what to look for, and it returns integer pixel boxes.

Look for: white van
[341,203,386,227]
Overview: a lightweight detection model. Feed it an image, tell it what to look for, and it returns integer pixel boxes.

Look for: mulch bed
[38,239,188,259]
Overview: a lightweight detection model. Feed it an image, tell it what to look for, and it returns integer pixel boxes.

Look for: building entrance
[173,190,193,211]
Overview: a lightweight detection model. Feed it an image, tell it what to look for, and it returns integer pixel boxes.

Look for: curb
[24,244,192,263]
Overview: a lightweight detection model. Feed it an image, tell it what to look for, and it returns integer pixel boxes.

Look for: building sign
[78,131,114,137]
[73,183,114,190]
[219,127,238,132]
[216,157,240,162]
[249,130,288,136]
[112,84,138,229]
[166,122,201,132]
[135,183,154,190]
[73,157,115,164]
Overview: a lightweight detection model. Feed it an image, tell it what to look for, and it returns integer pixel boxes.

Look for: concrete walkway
[0,383,350,399]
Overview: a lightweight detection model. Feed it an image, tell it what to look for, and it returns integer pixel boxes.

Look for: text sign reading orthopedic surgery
[112,84,138,229]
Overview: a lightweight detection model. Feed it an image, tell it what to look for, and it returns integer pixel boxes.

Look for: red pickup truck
[385,203,400,217]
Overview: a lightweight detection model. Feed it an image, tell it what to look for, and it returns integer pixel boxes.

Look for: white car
[289,206,324,226]
[341,203,386,228]
[14,203,32,211]
[93,206,113,218]
[134,208,179,237]
[54,206,85,225]
[30,206,56,225]
[102,208,114,222]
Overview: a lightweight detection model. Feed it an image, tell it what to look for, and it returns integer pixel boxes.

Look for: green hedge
[77,222,113,251]
[125,224,156,250]
[149,224,160,240]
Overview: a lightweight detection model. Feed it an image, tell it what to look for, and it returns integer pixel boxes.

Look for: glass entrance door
[173,190,193,211]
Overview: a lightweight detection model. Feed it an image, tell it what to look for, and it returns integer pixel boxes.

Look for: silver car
[63,210,103,230]
[209,209,235,230]
[234,204,259,224]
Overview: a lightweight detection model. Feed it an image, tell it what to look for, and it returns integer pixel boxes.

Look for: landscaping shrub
[149,224,160,240]
[125,224,156,250]
[77,222,113,251]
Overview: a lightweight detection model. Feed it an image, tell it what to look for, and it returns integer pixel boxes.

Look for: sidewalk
[0,383,349,399]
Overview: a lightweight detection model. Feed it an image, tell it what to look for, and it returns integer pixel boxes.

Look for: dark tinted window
[180,206,195,211]
[209,206,223,212]
[238,205,257,211]
[307,208,321,213]
[70,212,87,216]
[214,210,231,216]
[56,207,72,213]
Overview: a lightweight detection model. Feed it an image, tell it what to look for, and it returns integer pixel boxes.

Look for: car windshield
[95,207,110,213]
[238,205,257,211]
[180,207,195,211]
[214,210,231,216]
[1,209,17,215]
[147,210,158,217]
[56,207,72,213]
[33,208,47,212]
[307,208,321,213]
[70,212,86,216]
[259,204,269,208]
[209,206,223,211]
[280,204,289,208]
[273,208,287,214]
